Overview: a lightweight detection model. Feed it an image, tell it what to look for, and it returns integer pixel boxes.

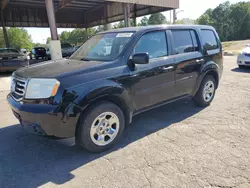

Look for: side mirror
[132,53,149,64]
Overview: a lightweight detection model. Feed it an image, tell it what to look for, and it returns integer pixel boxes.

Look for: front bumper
[7,94,80,138]
[237,54,250,66]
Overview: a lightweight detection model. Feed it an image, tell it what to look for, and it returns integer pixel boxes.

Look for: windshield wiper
[80,58,91,61]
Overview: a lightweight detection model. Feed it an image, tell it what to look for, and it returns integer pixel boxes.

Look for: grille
[11,76,27,101]
[244,53,250,57]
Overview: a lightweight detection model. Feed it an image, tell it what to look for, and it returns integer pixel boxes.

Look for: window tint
[134,31,168,59]
[171,30,197,54]
[201,30,219,51]
[190,30,199,51]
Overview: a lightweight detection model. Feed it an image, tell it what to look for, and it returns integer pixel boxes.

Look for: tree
[175,18,195,24]
[138,16,149,26]
[197,1,250,42]
[112,21,125,29]
[6,28,33,50]
[60,31,70,43]
[148,13,167,25]
[46,37,51,44]
[0,29,5,48]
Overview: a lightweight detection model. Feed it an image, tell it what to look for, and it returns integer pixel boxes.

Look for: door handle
[196,59,204,63]
[162,66,174,71]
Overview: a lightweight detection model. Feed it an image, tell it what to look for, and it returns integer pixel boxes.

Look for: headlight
[25,78,60,99]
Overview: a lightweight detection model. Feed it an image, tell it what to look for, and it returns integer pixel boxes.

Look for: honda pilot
[8,25,223,152]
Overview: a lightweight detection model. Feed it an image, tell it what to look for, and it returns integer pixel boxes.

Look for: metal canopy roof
[0,0,179,28]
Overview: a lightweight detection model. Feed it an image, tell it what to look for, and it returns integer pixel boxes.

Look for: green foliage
[3,28,33,50]
[138,17,149,26]
[175,18,195,24]
[46,28,95,46]
[0,29,5,48]
[46,37,51,44]
[148,13,167,25]
[197,1,250,41]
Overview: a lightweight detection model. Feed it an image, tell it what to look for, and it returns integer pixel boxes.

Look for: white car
[237,44,250,68]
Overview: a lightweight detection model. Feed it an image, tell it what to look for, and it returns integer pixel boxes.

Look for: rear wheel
[193,75,216,107]
[76,101,125,153]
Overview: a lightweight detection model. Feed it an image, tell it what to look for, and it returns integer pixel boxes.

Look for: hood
[242,47,250,54]
[14,58,103,78]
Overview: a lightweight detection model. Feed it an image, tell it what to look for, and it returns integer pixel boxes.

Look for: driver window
[134,31,168,59]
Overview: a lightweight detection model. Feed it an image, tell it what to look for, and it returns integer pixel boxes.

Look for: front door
[129,31,176,110]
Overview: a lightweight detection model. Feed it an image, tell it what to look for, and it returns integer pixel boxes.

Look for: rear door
[170,29,204,96]
[130,31,176,110]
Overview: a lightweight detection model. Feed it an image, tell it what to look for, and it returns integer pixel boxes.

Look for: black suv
[8,25,223,152]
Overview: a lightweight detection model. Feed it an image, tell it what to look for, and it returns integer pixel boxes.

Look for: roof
[100,24,215,34]
[0,0,179,28]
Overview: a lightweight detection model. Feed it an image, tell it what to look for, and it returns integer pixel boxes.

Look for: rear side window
[200,30,219,51]
[134,31,168,59]
[171,30,198,54]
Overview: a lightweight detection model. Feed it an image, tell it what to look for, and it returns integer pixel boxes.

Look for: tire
[76,101,125,153]
[238,65,245,69]
[193,75,216,107]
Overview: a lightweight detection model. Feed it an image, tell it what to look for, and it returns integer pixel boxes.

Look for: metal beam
[57,0,74,11]
[1,0,9,10]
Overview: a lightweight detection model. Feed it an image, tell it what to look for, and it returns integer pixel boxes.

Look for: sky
[26,0,244,43]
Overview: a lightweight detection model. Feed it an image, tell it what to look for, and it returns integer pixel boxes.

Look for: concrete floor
[0,57,249,188]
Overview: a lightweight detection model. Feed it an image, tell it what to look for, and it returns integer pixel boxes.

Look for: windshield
[70,32,134,61]
[0,48,20,54]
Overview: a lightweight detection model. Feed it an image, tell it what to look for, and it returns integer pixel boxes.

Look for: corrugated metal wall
[0,0,179,28]
[107,0,179,8]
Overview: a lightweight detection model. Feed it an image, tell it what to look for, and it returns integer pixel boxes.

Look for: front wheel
[193,75,216,107]
[76,101,125,153]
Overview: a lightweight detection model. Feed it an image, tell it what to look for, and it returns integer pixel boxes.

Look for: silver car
[0,48,28,72]
[237,44,250,68]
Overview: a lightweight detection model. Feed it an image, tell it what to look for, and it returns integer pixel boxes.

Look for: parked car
[30,47,47,60]
[0,48,28,72]
[61,42,74,57]
[46,43,75,59]
[72,45,81,54]
[237,44,250,68]
[46,48,51,60]
[8,25,223,152]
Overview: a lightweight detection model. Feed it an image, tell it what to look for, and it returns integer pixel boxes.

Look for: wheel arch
[74,86,134,137]
[193,61,220,95]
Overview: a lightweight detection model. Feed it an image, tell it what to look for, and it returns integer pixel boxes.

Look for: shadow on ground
[231,66,250,73]
[0,98,203,188]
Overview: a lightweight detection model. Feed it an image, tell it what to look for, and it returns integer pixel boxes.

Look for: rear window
[35,48,45,51]
[171,30,198,54]
[200,30,219,51]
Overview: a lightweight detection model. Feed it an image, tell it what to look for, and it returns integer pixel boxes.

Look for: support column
[85,28,88,40]
[123,3,130,27]
[173,9,176,24]
[45,0,62,60]
[1,11,9,47]
[103,5,111,31]
[133,4,137,26]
